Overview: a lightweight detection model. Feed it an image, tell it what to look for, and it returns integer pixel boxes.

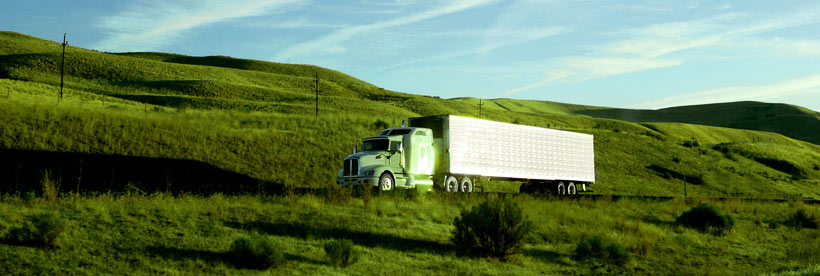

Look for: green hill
[2,30,820,200]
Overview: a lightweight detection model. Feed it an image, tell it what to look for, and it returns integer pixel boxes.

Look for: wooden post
[313,73,322,117]
[478,98,485,118]
[59,33,67,101]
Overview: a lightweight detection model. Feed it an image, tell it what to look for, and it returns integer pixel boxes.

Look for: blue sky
[3,0,820,111]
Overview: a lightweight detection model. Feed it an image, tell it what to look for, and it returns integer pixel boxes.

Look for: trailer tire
[567,182,577,195]
[556,182,566,195]
[379,172,395,192]
[445,176,459,193]
[459,176,473,193]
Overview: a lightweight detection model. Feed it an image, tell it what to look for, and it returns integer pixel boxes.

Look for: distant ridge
[575,101,820,145]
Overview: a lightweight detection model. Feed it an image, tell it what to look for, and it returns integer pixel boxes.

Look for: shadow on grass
[642,217,677,228]
[144,246,227,263]
[226,220,455,255]
[521,248,565,263]
[143,246,325,267]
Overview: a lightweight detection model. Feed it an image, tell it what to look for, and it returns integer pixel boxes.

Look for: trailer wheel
[567,182,577,195]
[379,172,394,192]
[459,176,473,193]
[445,176,459,193]
[556,182,566,195]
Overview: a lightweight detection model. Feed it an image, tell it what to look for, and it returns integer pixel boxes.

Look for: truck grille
[344,158,359,176]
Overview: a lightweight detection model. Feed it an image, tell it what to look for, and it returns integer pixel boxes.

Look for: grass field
[1,193,819,275]
[2,30,820,275]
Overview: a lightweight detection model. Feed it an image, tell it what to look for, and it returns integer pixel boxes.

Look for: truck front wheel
[379,173,395,192]
[445,176,459,192]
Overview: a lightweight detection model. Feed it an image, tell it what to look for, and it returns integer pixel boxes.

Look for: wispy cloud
[93,0,303,52]
[503,8,820,96]
[272,0,498,61]
[379,26,568,72]
[632,73,820,109]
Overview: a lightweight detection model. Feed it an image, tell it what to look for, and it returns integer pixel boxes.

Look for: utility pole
[478,98,485,118]
[313,72,322,117]
[59,33,67,101]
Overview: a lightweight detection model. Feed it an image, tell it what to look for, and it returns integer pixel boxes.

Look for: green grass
[1,194,818,275]
[3,30,820,199]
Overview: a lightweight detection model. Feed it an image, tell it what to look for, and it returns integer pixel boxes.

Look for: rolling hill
[1,30,820,200]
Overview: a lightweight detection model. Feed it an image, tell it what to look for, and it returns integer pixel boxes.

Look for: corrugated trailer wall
[445,116,595,182]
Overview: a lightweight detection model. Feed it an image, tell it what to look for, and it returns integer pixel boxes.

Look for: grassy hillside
[2,31,820,200]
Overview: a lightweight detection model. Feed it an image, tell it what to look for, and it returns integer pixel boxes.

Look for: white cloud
[93,0,303,52]
[503,8,820,96]
[271,0,498,61]
[632,73,820,109]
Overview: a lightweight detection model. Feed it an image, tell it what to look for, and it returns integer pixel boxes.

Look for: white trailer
[409,115,595,194]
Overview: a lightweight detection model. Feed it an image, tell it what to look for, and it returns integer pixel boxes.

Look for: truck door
[389,140,404,173]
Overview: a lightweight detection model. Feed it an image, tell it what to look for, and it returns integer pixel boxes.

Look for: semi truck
[336,115,595,194]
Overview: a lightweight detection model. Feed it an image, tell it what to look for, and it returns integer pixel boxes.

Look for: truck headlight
[362,170,375,177]
[337,169,344,178]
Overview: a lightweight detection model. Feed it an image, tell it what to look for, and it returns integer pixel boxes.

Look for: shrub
[676,203,734,235]
[785,209,819,229]
[41,170,59,202]
[682,140,700,148]
[228,235,284,269]
[372,119,390,130]
[574,236,631,266]
[451,197,532,261]
[324,239,359,267]
[4,212,65,248]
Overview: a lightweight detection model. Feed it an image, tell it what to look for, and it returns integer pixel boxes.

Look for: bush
[785,209,819,229]
[574,236,631,266]
[682,140,700,148]
[228,235,285,269]
[324,239,359,267]
[372,119,390,130]
[4,212,65,248]
[451,197,532,261]
[676,203,735,235]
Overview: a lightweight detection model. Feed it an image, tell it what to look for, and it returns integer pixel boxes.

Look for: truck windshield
[362,139,389,151]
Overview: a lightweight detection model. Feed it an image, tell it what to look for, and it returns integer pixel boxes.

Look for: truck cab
[337,127,435,191]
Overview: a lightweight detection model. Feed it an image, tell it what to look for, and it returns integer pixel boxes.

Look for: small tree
[451,197,532,261]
